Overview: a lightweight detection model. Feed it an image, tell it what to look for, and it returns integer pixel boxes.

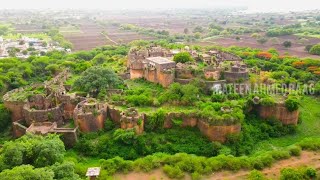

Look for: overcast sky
[0,0,320,12]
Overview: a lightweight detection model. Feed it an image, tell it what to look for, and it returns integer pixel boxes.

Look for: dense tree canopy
[73,66,124,97]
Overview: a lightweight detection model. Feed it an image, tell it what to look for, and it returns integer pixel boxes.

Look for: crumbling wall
[149,111,241,143]
[53,128,78,148]
[108,107,122,124]
[73,100,108,132]
[74,113,105,132]
[175,69,194,79]
[119,109,145,134]
[12,120,27,138]
[145,69,157,83]
[158,71,175,87]
[204,70,220,80]
[3,101,25,122]
[23,104,64,126]
[197,120,241,142]
[258,103,299,125]
[130,69,144,79]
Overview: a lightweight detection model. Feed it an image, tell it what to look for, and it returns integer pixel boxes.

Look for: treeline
[96,137,320,179]
[0,45,129,94]
[0,134,80,180]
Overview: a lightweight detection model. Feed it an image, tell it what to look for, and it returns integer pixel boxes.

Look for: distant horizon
[0,0,319,12]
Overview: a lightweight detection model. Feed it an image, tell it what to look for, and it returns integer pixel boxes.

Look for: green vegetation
[0,37,320,179]
[280,167,317,180]
[73,66,124,98]
[173,52,194,63]
[309,44,320,55]
[74,127,220,160]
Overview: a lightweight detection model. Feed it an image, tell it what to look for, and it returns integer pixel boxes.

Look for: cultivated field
[61,21,156,51]
[198,34,320,58]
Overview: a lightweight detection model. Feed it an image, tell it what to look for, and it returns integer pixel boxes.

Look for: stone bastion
[73,99,108,132]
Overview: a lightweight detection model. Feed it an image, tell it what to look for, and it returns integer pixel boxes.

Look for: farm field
[198,34,320,58]
[61,21,156,51]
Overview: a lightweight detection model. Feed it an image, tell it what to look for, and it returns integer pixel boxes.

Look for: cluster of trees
[75,126,220,160]
[240,48,319,83]
[73,66,124,98]
[0,45,128,94]
[266,28,294,37]
[158,83,200,105]
[0,134,79,179]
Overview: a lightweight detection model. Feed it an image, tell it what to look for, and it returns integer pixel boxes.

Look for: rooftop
[146,57,175,65]
[86,167,101,177]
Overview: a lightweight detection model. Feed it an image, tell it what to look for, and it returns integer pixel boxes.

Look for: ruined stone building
[128,46,175,87]
[128,46,249,87]
[224,64,249,82]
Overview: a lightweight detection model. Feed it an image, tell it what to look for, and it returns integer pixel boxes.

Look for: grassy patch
[252,96,320,153]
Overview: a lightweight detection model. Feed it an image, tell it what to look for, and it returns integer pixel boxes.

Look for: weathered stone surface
[197,120,241,142]
[73,100,108,132]
[12,120,27,138]
[258,103,299,125]
[4,101,25,122]
[23,104,65,126]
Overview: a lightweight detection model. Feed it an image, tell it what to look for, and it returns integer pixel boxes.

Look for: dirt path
[114,151,320,180]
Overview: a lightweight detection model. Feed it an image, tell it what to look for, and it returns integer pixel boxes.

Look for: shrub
[297,138,320,151]
[211,94,226,102]
[288,145,301,156]
[247,170,268,180]
[145,108,166,131]
[163,165,184,179]
[283,41,292,48]
[285,97,299,112]
[104,118,115,131]
[260,97,276,106]
[309,44,320,55]
[100,156,133,175]
[173,52,194,63]
[113,129,136,145]
[280,167,317,180]
[0,104,11,131]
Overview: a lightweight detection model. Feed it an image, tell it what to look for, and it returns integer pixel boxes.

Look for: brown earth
[62,20,156,51]
[196,34,320,59]
[114,151,320,180]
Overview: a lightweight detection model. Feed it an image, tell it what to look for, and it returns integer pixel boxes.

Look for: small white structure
[86,167,101,180]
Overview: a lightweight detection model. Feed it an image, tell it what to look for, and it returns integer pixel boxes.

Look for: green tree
[0,165,54,180]
[309,44,320,55]
[283,41,292,48]
[73,66,124,97]
[173,52,194,63]
[0,104,11,131]
[51,162,80,180]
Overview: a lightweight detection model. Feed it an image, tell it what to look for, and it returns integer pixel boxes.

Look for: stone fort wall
[258,103,299,125]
